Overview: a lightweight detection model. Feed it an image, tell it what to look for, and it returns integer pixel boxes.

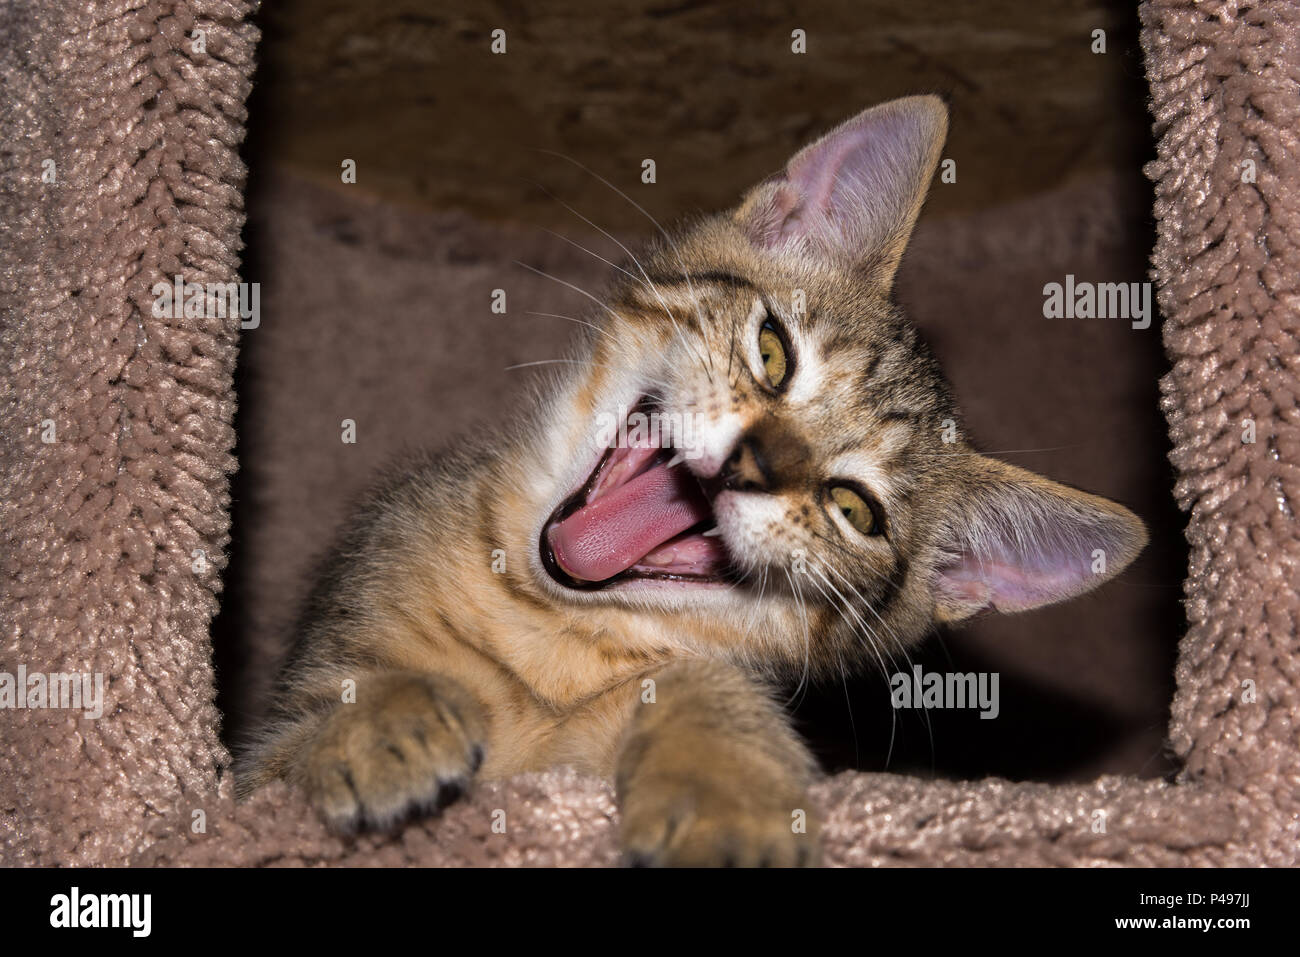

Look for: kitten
[237,96,1147,866]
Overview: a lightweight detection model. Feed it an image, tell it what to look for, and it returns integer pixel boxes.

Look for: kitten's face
[527,97,1146,677]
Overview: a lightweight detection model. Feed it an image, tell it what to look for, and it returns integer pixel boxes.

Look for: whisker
[530,150,716,385]
[524,310,618,344]
[726,302,744,386]
[513,259,623,324]
[941,444,1082,457]
[526,177,712,380]
[536,227,646,287]
[502,357,675,395]
[815,553,937,774]
[818,560,929,770]
[781,566,814,712]
[807,564,893,768]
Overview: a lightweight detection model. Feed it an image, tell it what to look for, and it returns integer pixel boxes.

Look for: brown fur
[238,97,1146,865]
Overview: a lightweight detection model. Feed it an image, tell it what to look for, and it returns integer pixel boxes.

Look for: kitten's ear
[930,456,1147,624]
[734,95,948,284]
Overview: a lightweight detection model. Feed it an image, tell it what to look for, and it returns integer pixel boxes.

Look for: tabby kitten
[238,96,1146,866]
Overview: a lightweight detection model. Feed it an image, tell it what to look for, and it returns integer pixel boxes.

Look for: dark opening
[212,0,1183,784]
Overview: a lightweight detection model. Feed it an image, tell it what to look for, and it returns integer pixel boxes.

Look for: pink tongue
[548,462,711,582]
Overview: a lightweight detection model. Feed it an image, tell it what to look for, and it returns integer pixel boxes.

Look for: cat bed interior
[1,0,1296,865]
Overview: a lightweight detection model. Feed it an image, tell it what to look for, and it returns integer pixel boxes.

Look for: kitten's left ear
[930,456,1148,624]
[734,95,948,286]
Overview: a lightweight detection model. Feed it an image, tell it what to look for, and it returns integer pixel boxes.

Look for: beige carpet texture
[1,0,1297,866]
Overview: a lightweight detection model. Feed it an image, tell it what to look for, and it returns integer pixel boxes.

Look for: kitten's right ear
[734,96,948,286]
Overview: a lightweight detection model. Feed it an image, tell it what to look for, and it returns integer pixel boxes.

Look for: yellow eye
[830,485,876,536]
[758,323,788,388]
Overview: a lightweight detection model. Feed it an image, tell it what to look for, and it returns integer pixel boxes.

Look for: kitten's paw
[299,672,487,832]
[620,777,819,867]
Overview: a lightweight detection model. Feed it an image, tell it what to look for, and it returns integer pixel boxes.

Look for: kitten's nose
[721,436,774,492]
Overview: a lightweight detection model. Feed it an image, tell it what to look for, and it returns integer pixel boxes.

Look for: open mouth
[540,402,734,590]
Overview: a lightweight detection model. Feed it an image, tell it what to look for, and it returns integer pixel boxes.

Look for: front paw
[619,770,819,867]
[299,672,487,832]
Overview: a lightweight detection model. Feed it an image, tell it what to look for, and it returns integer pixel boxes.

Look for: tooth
[702,527,722,537]
[665,452,686,469]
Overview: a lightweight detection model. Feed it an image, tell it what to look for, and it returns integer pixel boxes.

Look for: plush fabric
[1,0,1295,866]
